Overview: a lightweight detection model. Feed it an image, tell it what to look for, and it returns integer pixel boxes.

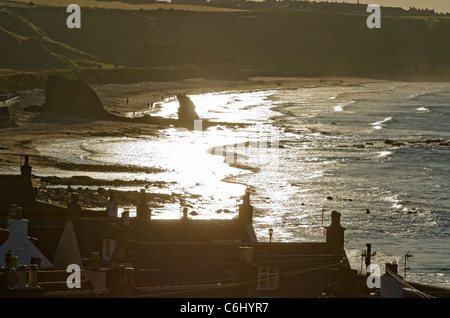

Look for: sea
[24,79,450,289]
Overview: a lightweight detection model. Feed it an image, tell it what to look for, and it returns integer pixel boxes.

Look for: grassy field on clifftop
[1,0,243,12]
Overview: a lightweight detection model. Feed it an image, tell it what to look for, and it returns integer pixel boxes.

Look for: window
[258,267,279,290]
[103,239,116,261]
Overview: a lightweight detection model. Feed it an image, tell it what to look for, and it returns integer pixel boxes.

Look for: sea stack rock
[177,93,199,130]
[40,76,114,119]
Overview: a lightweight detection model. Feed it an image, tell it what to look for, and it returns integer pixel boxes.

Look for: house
[0,157,356,298]
[0,207,53,268]
[0,156,67,228]
[122,210,353,298]
[0,156,38,214]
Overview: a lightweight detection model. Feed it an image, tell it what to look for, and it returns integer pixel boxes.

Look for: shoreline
[92,76,382,116]
[0,75,381,181]
[0,75,377,210]
[0,75,384,205]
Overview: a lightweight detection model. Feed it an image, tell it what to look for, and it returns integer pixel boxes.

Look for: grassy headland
[1,1,450,94]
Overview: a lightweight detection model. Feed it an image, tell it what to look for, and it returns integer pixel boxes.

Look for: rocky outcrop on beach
[40,76,116,120]
[176,93,200,129]
[33,75,244,130]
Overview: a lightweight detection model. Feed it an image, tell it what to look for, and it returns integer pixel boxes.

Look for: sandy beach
[0,76,381,171]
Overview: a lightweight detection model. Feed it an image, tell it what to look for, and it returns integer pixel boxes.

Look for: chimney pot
[385,262,398,275]
[10,255,18,269]
[4,250,14,269]
[15,207,22,219]
[30,256,41,269]
[8,204,17,219]
[17,265,27,288]
[28,264,38,287]
[8,267,17,289]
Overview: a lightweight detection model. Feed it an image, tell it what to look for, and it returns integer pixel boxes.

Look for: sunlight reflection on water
[26,82,450,287]
[32,89,282,220]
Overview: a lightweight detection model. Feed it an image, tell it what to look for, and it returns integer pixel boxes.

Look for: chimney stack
[30,256,41,269]
[8,204,17,220]
[15,207,22,219]
[381,262,403,298]
[325,211,346,253]
[4,250,17,269]
[136,189,150,220]
[8,268,17,289]
[67,192,81,221]
[106,193,118,218]
[20,156,32,180]
[16,265,27,288]
[238,189,253,225]
[385,262,398,275]
[28,264,38,288]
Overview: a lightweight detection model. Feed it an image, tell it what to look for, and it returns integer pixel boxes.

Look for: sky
[319,0,450,13]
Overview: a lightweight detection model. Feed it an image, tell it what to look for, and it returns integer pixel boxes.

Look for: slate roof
[128,218,256,243]
[129,241,348,298]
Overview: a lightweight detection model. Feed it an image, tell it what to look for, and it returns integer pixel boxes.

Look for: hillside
[1,2,450,93]
[127,43,244,80]
[0,8,102,70]
[0,65,204,93]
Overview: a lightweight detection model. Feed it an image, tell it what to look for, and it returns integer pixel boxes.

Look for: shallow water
[29,80,450,288]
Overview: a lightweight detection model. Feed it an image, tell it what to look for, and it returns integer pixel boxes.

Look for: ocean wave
[410,90,443,100]
[371,116,393,130]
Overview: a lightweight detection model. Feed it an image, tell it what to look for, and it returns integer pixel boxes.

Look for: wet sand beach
[0,76,380,209]
[0,76,377,169]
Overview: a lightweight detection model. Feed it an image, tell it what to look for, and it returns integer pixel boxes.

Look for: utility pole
[361,243,377,274]
[321,206,325,236]
[404,251,413,281]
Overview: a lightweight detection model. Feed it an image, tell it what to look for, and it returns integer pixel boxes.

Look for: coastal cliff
[1,4,450,95]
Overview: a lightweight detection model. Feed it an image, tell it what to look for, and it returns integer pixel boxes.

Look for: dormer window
[257,267,279,290]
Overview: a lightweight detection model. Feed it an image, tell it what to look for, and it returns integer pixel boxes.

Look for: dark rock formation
[36,76,244,130]
[40,76,115,119]
[126,43,244,81]
[176,93,199,130]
